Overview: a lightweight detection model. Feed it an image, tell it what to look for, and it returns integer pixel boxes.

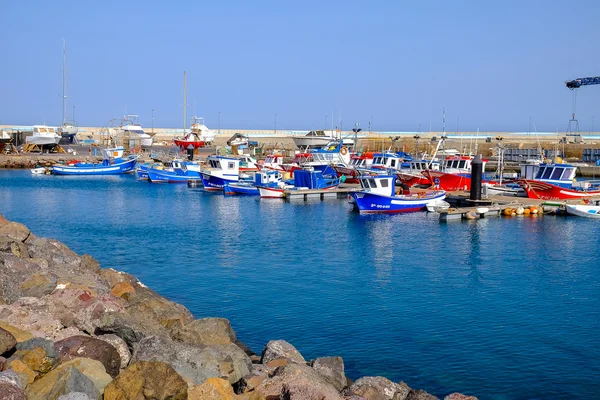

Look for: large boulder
[19,273,58,298]
[11,337,59,374]
[172,317,236,346]
[0,322,33,343]
[0,369,27,399]
[131,335,251,385]
[0,326,17,355]
[54,335,121,378]
[188,377,238,399]
[47,358,113,395]
[7,359,36,386]
[260,340,306,365]
[103,361,187,400]
[312,356,347,391]
[406,390,439,400]
[0,221,30,242]
[255,363,344,400]
[346,376,411,400]
[26,366,100,400]
[0,254,50,303]
[96,334,131,370]
[443,394,477,400]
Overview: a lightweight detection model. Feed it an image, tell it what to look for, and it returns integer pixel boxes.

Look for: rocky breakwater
[0,214,478,400]
[0,156,100,169]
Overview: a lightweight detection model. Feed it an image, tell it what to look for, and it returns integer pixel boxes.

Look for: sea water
[0,170,598,399]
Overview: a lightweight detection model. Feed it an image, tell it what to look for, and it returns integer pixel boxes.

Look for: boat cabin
[358,175,396,197]
[442,156,487,173]
[101,146,125,160]
[254,169,283,185]
[206,155,241,174]
[406,159,440,172]
[370,153,406,170]
[307,143,350,167]
[262,154,284,170]
[533,163,577,186]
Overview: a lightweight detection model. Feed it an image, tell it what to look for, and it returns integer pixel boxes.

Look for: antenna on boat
[183,71,187,137]
[62,39,67,126]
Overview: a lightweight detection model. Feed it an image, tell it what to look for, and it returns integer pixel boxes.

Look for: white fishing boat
[120,115,152,147]
[426,200,451,213]
[26,125,61,146]
[565,202,600,218]
[292,130,354,149]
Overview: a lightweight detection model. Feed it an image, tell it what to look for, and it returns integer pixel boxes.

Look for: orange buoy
[503,208,513,216]
[523,208,531,215]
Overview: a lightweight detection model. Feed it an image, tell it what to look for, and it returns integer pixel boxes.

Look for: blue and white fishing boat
[302,140,352,172]
[200,155,241,191]
[147,160,202,183]
[223,169,284,196]
[350,175,446,214]
[52,147,137,175]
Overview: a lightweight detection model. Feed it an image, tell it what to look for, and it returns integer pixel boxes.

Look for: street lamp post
[152,109,155,135]
[218,112,221,134]
[72,106,75,124]
[274,113,277,135]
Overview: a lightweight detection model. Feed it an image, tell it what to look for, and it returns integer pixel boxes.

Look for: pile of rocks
[0,157,99,169]
[0,215,477,399]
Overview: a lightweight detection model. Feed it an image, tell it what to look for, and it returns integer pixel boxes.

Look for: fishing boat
[120,115,152,147]
[426,200,451,213]
[422,155,488,191]
[302,141,351,172]
[281,152,312,175]
[200,155,240,191]
[333,152,374,183]
[223,169,284,195]
[517,162,600,200]
[52,147,137,175]
[396,158,441,187]
[147,160,202,183]
[260,153,285,171]
[30,167,50,175]
[291,130,354,149]
[236,154,260,172]
[565,202,600,218]
[258,166,340,198]
[350,175,446,214]
[26,125,61,146]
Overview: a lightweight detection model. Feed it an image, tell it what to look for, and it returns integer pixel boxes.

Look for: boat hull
[200,172,239,191]
[147,169,201,183]
[52,158,137,175]
[174,139,206,149]
[423,170,472,191]
[351,191,447,214]
[258,186,286,198]
[517,180,600,200]
[565,204,600,218]
[223,182,259,195]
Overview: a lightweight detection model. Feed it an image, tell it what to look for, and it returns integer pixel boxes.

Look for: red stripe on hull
[518,180,600,200]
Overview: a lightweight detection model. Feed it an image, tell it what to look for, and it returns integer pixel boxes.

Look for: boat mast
[62,39,67,126]
[183,71,187,136]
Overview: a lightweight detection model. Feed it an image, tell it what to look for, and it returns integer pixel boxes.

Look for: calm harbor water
[1,170,598,399]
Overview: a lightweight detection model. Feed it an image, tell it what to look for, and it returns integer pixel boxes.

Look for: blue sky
[1,0,598,132]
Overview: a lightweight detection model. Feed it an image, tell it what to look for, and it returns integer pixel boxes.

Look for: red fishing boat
[422,155,488,191]
[333,152,374,183]
[173,132,205,149]
[515,162,600,200]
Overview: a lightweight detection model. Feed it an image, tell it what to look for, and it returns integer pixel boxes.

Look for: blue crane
[566,76,600,89]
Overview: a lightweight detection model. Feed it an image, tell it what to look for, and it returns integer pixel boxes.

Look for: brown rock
[312,356,347,391]
[0,222,30,242]
[96,334,131,370]
[7,359,36,386]
[99,268,136,289]
[54,335,121,378]
[406,389,439,400]
[255,363,343,400]
[0,327,17,355]
[0,323,33,343]
[19,273,57,298]
[79,254,100,273]
[49,358,113,395]
[12,337,58,374]
[172,317,236,346]
[0,381,26,400]
[266,358,289,368]
[110,282,135,299]
[260,340,306,365]
[443,394,478,400]
[26,365,100,400]
[103,361,187,400]
[347,376,409,400]
[188,377,237,399]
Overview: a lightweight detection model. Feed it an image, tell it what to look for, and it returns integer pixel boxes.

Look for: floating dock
[284,185,359,201]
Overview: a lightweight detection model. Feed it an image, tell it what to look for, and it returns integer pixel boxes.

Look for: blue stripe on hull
[53,158,137,175]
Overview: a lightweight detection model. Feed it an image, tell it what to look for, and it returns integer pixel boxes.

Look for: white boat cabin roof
[534,163,577,181]
[358,175,396,196]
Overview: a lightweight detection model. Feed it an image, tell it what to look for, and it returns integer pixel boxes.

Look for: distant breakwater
[0,155,100,170]
[0,215,478,399]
